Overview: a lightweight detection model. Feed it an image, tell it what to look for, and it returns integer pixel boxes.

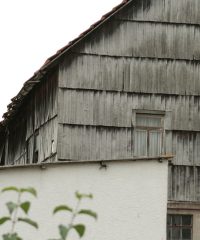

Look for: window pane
[167,215,172,226]
[134,130,147,156]
[182,216,192,226]
[172,228,181,239]
[172,215,181,226]
[182,228,191,240]
[136,114,162,127]
[149,131,161,156]
[167,227,171,239]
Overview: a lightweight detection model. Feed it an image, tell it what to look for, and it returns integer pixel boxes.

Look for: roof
[0,0,132,131]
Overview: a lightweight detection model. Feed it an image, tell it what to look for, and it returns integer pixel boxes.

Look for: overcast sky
[0,0,121,120]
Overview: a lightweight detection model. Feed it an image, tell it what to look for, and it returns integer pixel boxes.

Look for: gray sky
[0,0,121,120]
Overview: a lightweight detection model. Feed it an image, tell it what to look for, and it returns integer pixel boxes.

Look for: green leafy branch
[50,191,97,240]
[0,186,38,240]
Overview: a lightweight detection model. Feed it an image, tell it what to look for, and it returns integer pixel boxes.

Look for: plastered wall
[0,160,168,240]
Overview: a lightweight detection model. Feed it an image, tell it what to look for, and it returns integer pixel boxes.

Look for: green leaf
[59,224,68,240]
[0,216,11,225]
[20,201,31,214]
[73,224,85,238]
[18,217,38,229]
[75,191,93,200]
[3,233,22,240]
[6,202,18,215]
[20,187,37,197]
[53,205,72,214]
[78,209,97,220]
[2,186,19,193]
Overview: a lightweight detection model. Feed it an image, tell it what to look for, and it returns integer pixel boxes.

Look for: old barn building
[0,0,199,239]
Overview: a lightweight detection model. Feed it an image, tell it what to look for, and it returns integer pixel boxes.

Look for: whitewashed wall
[0,160,168,240]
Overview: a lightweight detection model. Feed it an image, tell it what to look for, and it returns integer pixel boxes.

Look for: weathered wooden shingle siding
[60,54,200,95]
[58,0,200,202]
[58,125,132,161]
[25,72,58,139]
[116,0,200,25]
[168,165,200,202]
[2,71,58,165]
[166,132,200,166]
[59,89,200,131]
[74,20,200,60]
[6,119,27,165]
[58,89,200,166]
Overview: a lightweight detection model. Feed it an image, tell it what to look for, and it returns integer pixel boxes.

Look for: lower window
[167,214,192,240]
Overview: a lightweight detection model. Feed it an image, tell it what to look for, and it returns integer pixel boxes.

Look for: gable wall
[58,0,200,202]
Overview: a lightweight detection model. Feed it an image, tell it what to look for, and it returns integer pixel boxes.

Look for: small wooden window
[167,214,192,240]
[134,113,164,156]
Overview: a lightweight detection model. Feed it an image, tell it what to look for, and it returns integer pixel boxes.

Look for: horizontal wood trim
[0,155,172,170]
[168,201,200,211]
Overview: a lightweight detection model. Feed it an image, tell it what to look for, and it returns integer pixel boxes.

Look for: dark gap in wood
[59,87,200,97]
[114,18,200,28]
[72,51,200,63]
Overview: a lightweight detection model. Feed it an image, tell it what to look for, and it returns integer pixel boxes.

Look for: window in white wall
[134,112,164,157]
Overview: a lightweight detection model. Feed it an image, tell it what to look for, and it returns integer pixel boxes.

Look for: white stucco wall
[0,160,168,240]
